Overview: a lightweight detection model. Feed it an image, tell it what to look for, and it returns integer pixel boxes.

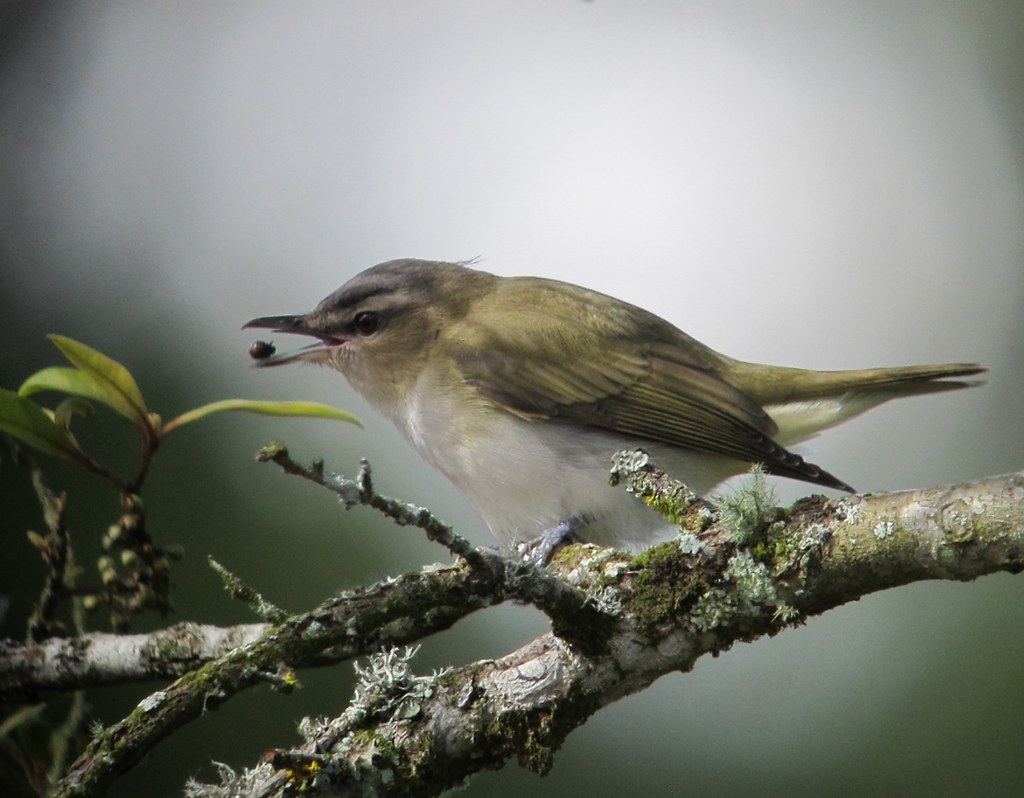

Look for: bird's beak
[243,314,345,367]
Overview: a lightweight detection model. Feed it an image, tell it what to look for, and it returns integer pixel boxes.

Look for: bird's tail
[727,361,986,446]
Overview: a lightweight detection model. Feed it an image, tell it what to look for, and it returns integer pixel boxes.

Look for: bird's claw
[520,516,586,566]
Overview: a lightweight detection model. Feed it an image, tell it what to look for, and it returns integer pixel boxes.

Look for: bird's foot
[520,516,586,566]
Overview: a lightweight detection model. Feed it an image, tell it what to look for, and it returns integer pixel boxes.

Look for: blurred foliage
[1,334,359,638]
[0,334,361,792]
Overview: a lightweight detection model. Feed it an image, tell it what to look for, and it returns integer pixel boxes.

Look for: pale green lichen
[608,448,652,482]
[137,690,168,712]
[836,499,862,525]
[602,560,628,580]
[798,522,831,550]
[677,533,704,556]
[690,550,798,631]
[345,645,450,726]
[609,448,704,526]
[772,603,800,623]
[712,466,778,544]
[724,551,779,608]
[583,585,623,616]
[873,520,895,540]
[793,522,832,570]
[690,587,735,632]
[183,761,239,797]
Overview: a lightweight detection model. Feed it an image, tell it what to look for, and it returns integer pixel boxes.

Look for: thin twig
[26,465,72,642]
[208,558,288,623]
[256,443,485,567]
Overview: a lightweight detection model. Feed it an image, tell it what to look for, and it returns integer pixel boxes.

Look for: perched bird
[245,259,983,553]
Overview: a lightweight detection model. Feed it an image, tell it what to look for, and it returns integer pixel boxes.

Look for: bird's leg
[522,515,587,566]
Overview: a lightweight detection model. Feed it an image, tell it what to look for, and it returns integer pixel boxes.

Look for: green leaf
[0,389,78,459]
[46,335,147,422]
[54,397,95,430]
[161,399,362,435]
[19,365,130,414]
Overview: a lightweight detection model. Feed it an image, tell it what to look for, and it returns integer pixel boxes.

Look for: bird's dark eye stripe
[353,311,381,335]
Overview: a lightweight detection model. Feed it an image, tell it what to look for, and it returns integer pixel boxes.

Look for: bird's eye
[353,311,380,336]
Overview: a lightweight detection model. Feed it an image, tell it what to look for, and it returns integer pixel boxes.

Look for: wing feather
[448,277,850,489]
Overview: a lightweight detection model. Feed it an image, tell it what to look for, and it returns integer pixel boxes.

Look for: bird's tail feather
[728,361,986,447]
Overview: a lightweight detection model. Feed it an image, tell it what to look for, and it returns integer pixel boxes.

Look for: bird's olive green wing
[448,277,851,489]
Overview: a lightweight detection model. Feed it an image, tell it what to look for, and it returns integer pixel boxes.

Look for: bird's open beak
[243,314,345,367]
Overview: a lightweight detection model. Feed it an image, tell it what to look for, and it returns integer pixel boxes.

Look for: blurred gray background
[1,2,1023,796]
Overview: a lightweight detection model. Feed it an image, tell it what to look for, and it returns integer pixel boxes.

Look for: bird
[244,258,984,553]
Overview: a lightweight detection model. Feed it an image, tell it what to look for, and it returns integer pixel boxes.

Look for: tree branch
[43,553,606,793]
[190,470,1024,797]
[48,557,506,798]
[6,466,1016,797]
[0,623,267,701]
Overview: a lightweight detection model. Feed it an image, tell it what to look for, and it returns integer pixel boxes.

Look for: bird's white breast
[391,371,740,550]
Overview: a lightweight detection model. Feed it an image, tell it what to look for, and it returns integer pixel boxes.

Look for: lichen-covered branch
[44,545,606,796]
[0,557,601,708]
[49,556,508,798]
[20,463,1020,797]
[0,622,266,703]
[190,468,1024,797]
